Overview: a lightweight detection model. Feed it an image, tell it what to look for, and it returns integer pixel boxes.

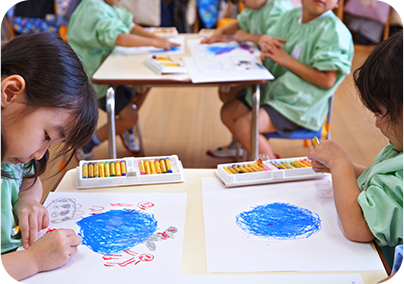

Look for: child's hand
[201,31,224,44]
[13,199,49,249]
[152,37,180,50]
[307,139,352,173]
[259,36,290,67]
[27,229,82,273]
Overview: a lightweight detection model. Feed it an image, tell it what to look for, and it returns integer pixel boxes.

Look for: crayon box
[76,155,185,189]
[215,157,329,188]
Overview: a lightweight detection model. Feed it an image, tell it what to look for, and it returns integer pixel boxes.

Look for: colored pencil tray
[215,157,329,188]
[76,155,185,189]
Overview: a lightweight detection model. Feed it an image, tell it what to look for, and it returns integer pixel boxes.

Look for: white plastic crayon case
[215,157,329,188]
[76,155,185,189]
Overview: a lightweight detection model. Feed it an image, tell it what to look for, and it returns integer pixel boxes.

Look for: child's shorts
[98,85,135,115]
[237,91,300,138]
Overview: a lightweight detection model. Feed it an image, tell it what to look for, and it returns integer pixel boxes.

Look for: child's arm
[130,24,159,38]
[308,140,375,242]
[115,32,179,50]
[201,22,240,44]
[259,35,337,89]
[234,29,262,45]
[1,229,82,280]
[13,177,49,249]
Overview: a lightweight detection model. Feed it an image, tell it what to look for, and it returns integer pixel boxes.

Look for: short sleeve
[357,172,403,247]
[95,17,131,48]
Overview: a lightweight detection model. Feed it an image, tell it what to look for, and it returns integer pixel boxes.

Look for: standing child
[68,0,179,160]
[1,32,99,280]
[215,0,353,159]
[308,31,403,269]
[206,0,294,159]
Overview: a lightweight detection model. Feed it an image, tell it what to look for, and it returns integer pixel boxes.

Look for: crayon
[159,159,167,173]
[121,161,127,176]
[115,161,121,176]
[150,159,157,174]
[99,163,105,178]
[88,163,94,178]
[152,55,170,60]
[232,165,243,174]
[312,136,320,147]
[144,160,151,175]
[93,163,99,178]
[227,167,238,174]
[280,162,292,169]
[237,165,248,173]
[11,225,20,236]
[247,164,259,172]
[242,164,253,172]
[270,162,283,170]
[223,167,233,174]
[139,160,146,175]
[82,163,88,178]
[105,162,110,177]
[251,164,263,172]
[165,158,173,173]
[155,160,162,174]
[110,162,116,177]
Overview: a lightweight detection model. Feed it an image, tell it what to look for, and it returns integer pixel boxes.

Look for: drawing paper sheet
[202,177,385,272]
[113,35,185,55]
[23,192,187,284]
[181,273,365,284]
[184,39,274,83]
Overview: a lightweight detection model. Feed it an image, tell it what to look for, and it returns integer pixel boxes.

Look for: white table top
[54,168,387,283]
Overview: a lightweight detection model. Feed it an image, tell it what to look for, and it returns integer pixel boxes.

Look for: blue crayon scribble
[235,202,321,240]
[150,46,180,53]
[77,209,158,255]
[206,45,237,56]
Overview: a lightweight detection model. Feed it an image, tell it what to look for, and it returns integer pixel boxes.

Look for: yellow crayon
[105,162,110,177]
[232,165,242,173]
[144,160,151,175]
[82,163,88,178]
[311,136,320,147]
[291,161,304,168]
[93,163,99,178]
[139,160,146,175]
[300,160,311,167]
[110,162,116,176]
[242,164,253,172]
[88,163,94,178]
[115,161,121,176]
[281,162,292,169]
[165,158,173,173]
[228,167,238,174]
[121,161,127,176]
[99,163,105,178]
[247,164,259,172]
[11,225,20,236]
[159,159,167,173]
[155,160,162,174]
[149,159,157,174]
[223,167,233,174]
[251,164,263,171]
[237,165,248,173]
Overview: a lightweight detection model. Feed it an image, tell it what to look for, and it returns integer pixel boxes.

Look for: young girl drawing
[308,31,403,269]
[1,32,99,280]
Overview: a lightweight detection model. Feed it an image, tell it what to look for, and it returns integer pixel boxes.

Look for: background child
[206,0,294,159]
[216,0,353,159]
[1,32,99,280]
[308,30,403,269]
[68,0,179,160]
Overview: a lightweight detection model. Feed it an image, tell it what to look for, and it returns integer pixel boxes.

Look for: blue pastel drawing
[77,209,158,255]
[150,46,180,53]
[235,202,321,240]
[206,45,237,56]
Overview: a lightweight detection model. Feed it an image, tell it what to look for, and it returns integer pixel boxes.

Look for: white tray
[76,155,185,189]
[215,157,329,188]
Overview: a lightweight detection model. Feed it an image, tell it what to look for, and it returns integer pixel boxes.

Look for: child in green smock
[68,0,178,160]
[308,31,403,270]
[206,0,294,159]
[218,0,353,159]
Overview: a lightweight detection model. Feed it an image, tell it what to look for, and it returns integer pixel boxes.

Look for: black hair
[1,31,98,180]
[353,30,403,130]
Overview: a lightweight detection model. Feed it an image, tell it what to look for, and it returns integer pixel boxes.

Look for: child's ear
[1,75,26,109]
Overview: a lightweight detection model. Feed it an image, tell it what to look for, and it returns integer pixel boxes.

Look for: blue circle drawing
[77,209,158,255]
[235,202,321,240]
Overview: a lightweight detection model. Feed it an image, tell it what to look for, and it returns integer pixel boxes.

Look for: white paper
[202,177,385,272]
[181,274,365,284]
[113,35,185,55]
[23,192,187,284]
[184,39,274,83]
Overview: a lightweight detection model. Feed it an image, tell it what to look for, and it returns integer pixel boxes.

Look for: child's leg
[219,85,247,103]
[130,87,150,109]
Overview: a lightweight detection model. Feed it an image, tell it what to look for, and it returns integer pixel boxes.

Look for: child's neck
[301,9,332,24]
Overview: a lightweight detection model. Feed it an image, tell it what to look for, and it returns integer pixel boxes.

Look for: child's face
[2,104,73,164]
[241,0,267,10]
[301,0,339,21]
[104,0,120,6]
[375,107,403,152]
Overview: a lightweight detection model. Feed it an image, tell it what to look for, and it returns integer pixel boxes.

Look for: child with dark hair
[1,31,99,280]
[68,0,179,160]
[308,30,403,269]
